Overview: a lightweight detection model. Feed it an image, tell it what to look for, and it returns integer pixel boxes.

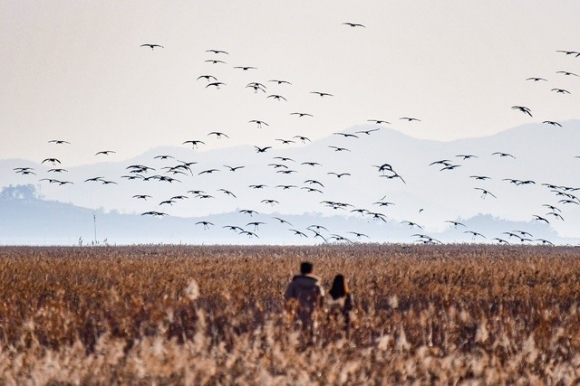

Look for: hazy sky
[1,1,579,165]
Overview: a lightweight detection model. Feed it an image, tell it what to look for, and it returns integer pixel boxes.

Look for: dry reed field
[2,244,580,385]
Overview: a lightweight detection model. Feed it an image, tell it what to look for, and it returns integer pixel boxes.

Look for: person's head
[329,274,348,300]
[300,261,313,275]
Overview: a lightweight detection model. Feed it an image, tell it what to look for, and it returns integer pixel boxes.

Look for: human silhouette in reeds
[328,274,354,338]
[284,262,325,339]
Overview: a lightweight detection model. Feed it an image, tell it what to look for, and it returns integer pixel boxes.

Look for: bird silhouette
[206,82,226,89]
[42,158,61,164]
[208,132,229,139]
[218,189,237,198]
[246,82,267,93]
[294,135,312,144]
[327,172,351,178]
[272,217,293,226]
[474,188,496,198]
[141,44,164,50]
[206,49,228,55]
[183,140,205,149]
[199,169,219,175]
[197,75,218,82]
[556,70,578,77]
[328,146,350,152]
[456,154,478,160]
[492,152,516,158]
[48,140,70,144]
[234,66,257,71]
[267,94,287,101]
[133,194,152,200]
[356,128,380,135]
[289,229,308,237]
[269,79,292,85]
[551,88,571,94]
[445,220,466,228]
[511,106,532,117]
[343,22,366,28]
[249,120,268,128]
[223,165,244,172]
[196,221,214,230]
[311,91,333,97]
[291,112,313,118]
[254,146,272,153]
[141,211,168,217]
[334,132,358,139]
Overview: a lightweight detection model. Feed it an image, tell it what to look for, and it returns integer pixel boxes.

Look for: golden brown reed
[1,244,580,384]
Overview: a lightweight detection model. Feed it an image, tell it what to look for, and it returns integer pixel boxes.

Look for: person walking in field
[284,261,325,335]
[328,274,354,338]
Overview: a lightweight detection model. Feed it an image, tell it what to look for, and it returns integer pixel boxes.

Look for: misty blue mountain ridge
[2,121,579,245]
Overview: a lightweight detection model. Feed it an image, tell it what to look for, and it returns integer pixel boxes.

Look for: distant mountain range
[1,121,580,245]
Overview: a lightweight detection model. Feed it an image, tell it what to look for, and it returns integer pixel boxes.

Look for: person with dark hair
[328,274,354,337]
[284,261,325,335]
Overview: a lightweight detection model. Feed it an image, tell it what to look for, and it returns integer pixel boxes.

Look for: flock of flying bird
[10,25,580,245]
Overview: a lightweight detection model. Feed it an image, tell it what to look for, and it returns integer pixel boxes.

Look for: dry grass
[1,244,580,384]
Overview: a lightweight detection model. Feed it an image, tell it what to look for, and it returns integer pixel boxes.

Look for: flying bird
[294,135,311,143]
[218,189,237,198]
[511,106,532,117]
[543,121,562,127]
[356,128,381,135]
[183,140,205,148]
[327,172,351,178]
[246,82,267,93]
[291,112,313,118]
[267,94,287,101]
[133,194,152,200]
[445,220,466,228]
[223,165,244,172]
[208,132,229,139]
[249,120,269,128]
[196,221,214,230]
[254,146,272,153]
[492,152,516,158]
[474,188,497,198]
[197,75,218,82]
[310,91,333,97]
[42,158,61,164]
[206,82,226,89]
[48,140,70,144]
[290,229,308,238]
[556,71,578,77]
[206,49,228,55]
[141,44,164,50]
[234,66,257,71]
[95,150,115,156]
[328,146,350,152]
[551,88,571,94]
[343,22,366,28]
[269,79,292,85]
